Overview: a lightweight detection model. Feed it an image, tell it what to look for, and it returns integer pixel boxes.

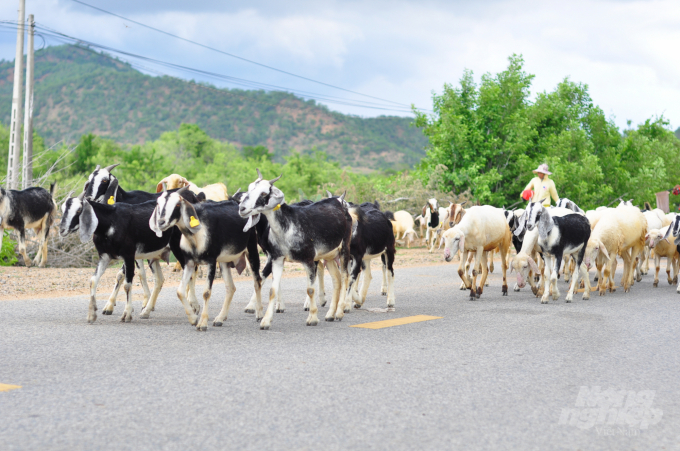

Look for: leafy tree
[242,145,273,161]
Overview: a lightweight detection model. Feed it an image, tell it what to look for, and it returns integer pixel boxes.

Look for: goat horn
[233,187,241,195]
[326,190,333,198]
[94,165,101,171]
[176,186,189,194]
[77,191,85,201]
[256,168,263,181]
[269,174,282,184]
[103,163,120,172]
[339,191,346,201]
[460,201,467,206]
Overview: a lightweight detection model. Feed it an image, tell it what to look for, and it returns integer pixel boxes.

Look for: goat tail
[49,182,57,197]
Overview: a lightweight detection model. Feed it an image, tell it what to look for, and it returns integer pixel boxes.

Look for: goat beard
[243,213,261,232]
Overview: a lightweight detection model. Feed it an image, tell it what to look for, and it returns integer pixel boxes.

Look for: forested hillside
[0,45,426,171]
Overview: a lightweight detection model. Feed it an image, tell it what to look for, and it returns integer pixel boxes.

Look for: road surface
[1,261,679,450]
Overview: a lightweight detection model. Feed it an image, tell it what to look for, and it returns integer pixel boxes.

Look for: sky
[0,0,678,130]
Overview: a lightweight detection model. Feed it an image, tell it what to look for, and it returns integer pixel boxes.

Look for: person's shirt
[522,175,559,206]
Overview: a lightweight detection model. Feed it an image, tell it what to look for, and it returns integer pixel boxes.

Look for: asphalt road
[1,260,679,451]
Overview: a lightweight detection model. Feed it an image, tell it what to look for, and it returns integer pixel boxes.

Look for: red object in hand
[522,189,534,201]
[673,185,680,195]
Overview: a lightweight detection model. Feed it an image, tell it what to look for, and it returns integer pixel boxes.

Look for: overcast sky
[1,0,678,130]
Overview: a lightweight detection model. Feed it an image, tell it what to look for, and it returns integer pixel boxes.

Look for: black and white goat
[150,186,262,331]
[82,166,203,315]
[60,195,178,323]
[422,198,440,252]
[346,201,396,309]
[84,163,167,205]
[0,183,56,267]
[555,198,585,215]
[516,200,591,303]
[238,169,351,329]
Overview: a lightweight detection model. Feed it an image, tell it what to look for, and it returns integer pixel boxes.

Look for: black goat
[346,201,396,309]
[151,186,262,331]
[238,169,351,329]
[0,183,56,267]
[60,196,176,323]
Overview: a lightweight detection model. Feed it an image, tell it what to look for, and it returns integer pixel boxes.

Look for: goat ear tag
[107,196,115,205]
[272,204,281,211]
[189,216,200,227]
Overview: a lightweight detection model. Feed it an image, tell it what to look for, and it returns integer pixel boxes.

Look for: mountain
[0,45,427,171]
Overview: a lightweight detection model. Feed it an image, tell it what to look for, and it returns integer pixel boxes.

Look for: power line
[70,0,416,110]
[0,20,427,114]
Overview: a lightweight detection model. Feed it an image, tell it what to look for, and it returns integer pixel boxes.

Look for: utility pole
[7,0,25,190]
[22,14,34,189]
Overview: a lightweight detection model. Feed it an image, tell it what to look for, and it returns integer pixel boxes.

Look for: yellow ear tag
[272,204,281,211]
[107,196,115,205]
[190,216,200,227]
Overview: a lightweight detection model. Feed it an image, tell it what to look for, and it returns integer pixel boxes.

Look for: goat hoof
[320,301,327,307]
[244,308,255,314]
[276,309,285,313]
[381,291,387,296]
[197,326,207,332]
[307,319,319,326]
[335,316,343,322]
[213,321,223,327]
[256,317,263,322]
[343,308,351,313]
[653,282,658,288]
[87,314,97,324]
[102,310,113,315]
[325,317,335,322]
[541,299,549,304]
[140,311,150,319]
[121,314,132,323]
[387,302,395,308]
[303,307,309,311]
[673,277,678,285]
[353,303,361,309]
[260,324,270,330]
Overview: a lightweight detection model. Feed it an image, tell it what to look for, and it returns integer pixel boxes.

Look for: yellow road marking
[0,383,21,392]
[351,315,442,329]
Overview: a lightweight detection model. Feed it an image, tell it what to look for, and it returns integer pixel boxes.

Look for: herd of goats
[1,163,679,331]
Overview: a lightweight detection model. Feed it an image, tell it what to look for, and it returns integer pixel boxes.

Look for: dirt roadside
[0,246,457,302]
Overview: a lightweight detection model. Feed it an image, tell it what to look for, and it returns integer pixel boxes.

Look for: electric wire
[0,20,427,114]
[70,0,413,109]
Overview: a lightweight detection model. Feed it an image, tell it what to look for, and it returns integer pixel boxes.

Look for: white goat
[442,206,511,299]
[390,210,418,248]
